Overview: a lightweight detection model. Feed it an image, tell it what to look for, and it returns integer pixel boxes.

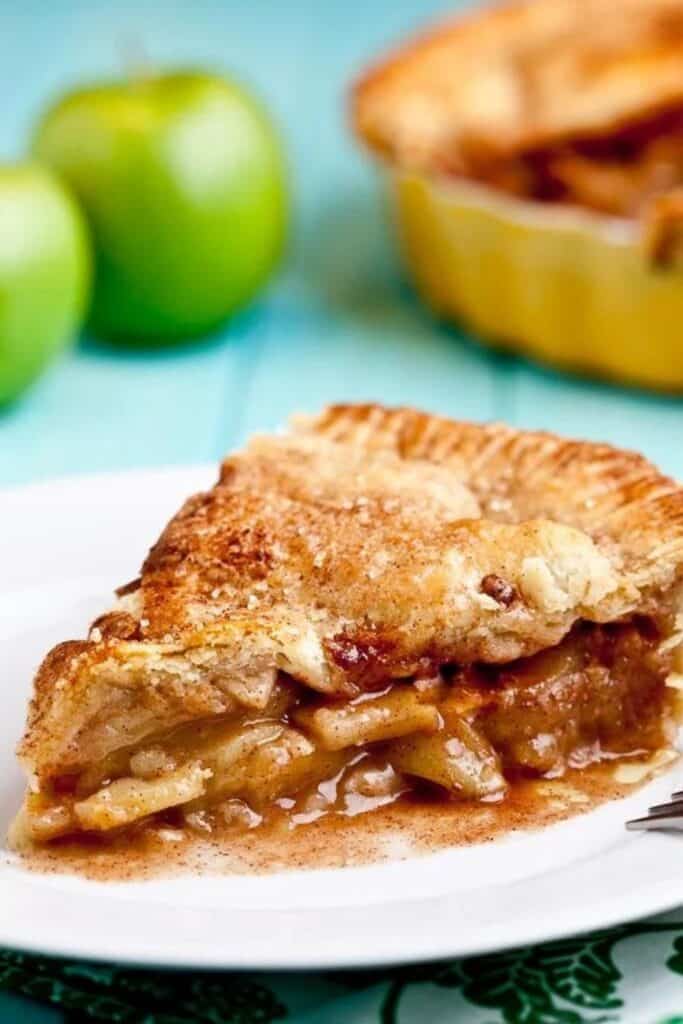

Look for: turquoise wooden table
[1,2,683,1022]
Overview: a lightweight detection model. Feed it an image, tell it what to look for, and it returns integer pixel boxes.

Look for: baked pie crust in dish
[353,0,683,390]
[10,404,683,860]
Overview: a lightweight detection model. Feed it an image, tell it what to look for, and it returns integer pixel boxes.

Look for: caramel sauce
[14,757,671,883]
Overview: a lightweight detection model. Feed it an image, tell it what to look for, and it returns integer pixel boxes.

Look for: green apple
[0,165,90,405]
[32,71,288,345]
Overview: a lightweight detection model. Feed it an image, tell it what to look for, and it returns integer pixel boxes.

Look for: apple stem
[118,35,153,84]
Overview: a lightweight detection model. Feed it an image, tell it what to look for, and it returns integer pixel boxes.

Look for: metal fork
[627,789,683,831]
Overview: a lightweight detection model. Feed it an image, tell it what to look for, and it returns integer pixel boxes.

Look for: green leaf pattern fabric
[3,913,683,1023]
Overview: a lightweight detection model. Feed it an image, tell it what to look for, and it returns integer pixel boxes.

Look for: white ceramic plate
[2,466,683,970]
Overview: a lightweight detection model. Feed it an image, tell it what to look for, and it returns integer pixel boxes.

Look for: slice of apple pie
[11,404,683,848]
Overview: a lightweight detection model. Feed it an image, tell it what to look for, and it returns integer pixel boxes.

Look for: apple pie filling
[462,105,683,216]
[457,104,683,264]
[16,617,678,847]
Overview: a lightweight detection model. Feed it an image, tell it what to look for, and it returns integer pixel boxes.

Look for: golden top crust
[19,404,683,780]
[353,0,683,176]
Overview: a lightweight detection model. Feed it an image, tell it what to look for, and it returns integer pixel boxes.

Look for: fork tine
[648,798,683,814]
[627,802,683,830]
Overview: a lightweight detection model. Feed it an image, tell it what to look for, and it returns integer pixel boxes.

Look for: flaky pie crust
[18,404,683,787]
[353,0,683,181]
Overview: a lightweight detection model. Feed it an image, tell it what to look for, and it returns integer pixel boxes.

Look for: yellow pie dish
[353,0,683,391]
[390,169,683,390]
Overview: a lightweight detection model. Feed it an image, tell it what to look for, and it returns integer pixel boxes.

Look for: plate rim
[1,836,683,970]
[2,465,683,970]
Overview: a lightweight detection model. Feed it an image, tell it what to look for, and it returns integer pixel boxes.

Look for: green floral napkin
[3,911,683,1023]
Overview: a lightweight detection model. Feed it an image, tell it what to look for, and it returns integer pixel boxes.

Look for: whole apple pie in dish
[353,0,683,389]
[355,0,683,227]
[11,404,683,850]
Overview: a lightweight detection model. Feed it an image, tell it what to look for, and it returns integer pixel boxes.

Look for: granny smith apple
[33,71,288,344]
[0,165,90,405]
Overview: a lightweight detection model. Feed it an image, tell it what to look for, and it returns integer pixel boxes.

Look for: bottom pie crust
[13,752,679,883]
